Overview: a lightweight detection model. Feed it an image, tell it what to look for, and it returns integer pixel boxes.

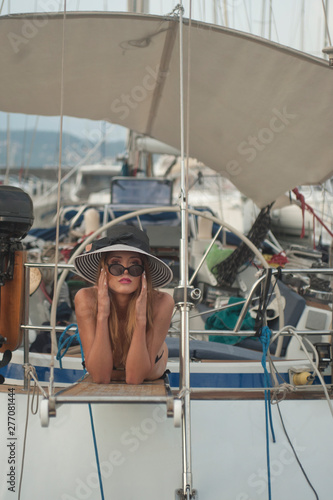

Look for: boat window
[111,178,173,205]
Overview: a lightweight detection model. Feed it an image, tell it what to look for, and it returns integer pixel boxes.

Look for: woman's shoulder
[152,290,175,310]
[74,286,97,310]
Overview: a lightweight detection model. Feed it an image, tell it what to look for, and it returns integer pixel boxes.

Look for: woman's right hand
[97,268,111,317]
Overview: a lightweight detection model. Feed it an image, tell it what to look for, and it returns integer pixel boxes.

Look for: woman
[74,225,174,385]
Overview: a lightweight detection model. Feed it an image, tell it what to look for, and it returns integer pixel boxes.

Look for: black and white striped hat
[74,225,173,288]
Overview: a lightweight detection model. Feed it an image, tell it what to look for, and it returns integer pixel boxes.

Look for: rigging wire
[270,4,280,43]
[36,126,114,203]
[322,0,332,46]
[275,402,319,500]
[4,114,10,184]
[48,0,67,399]
[24,116,39,181]
[19,116,29,181]
[185,1,192,289]
[243,0,252,32]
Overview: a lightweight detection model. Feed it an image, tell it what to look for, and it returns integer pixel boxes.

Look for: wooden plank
[56,374,167,399]
[0,384,26,394]
[189,389,333,400]
[0,382,331,401]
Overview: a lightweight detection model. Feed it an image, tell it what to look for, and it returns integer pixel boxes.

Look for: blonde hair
[98,253,154,366]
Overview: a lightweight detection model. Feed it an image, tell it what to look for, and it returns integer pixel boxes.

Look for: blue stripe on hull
[0,362,85,385]
[168,372,288,388]
[1,363,329,388]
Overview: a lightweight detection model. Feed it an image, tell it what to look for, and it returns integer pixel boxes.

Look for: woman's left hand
[135,272,147,325]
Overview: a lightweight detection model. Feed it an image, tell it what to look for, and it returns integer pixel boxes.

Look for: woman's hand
[135,271,147,325]
[97,268,110,317]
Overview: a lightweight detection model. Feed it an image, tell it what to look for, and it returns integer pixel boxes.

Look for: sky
[1,0,332,141]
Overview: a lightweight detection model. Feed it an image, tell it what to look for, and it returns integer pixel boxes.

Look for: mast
[300,0,305,51]
[175,3,198,499]
[324,0,331,49]
[127,0,149,13]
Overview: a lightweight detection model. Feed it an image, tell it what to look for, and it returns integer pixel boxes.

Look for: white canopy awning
[1,12,333,207]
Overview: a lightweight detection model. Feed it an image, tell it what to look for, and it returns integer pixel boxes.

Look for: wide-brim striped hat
[74,225,173,288]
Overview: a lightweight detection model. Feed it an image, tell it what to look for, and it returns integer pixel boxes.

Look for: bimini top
[1,12,333,207]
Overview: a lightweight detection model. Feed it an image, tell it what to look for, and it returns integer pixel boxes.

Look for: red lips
[119,278,132,284]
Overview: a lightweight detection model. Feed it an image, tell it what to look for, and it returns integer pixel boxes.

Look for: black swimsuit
[113,350,164,370]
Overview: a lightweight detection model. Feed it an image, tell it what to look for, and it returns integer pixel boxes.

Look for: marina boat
[1,6,333,500]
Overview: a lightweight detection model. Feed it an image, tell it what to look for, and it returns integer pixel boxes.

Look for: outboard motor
[0,185,34,285]
[0,186,34,382]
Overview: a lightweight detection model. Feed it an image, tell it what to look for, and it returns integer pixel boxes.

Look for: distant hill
[0,129,126,169]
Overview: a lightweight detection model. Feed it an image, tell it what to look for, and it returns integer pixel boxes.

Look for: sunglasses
[107,263,144,277]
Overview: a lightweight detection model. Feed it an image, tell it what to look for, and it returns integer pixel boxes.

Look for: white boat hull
[0,391,332,500]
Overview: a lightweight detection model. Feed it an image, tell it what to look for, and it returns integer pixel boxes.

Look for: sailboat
[1,5,333,499]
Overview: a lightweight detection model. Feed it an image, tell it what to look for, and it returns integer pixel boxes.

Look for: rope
[213,203,273,287]
[56,326,104,500]
[292,187,333,242]
[56,323,85,369]
[178,386,191,399]
[23,364,48,399]
[88,404,105,500]
[18,366,44,499]
[264,251,289,267]
[271,382,295,403]
[259,325,276,500]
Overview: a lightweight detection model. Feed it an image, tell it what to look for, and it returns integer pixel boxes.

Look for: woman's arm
[125,275,174,384]
[75,270,113,384]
